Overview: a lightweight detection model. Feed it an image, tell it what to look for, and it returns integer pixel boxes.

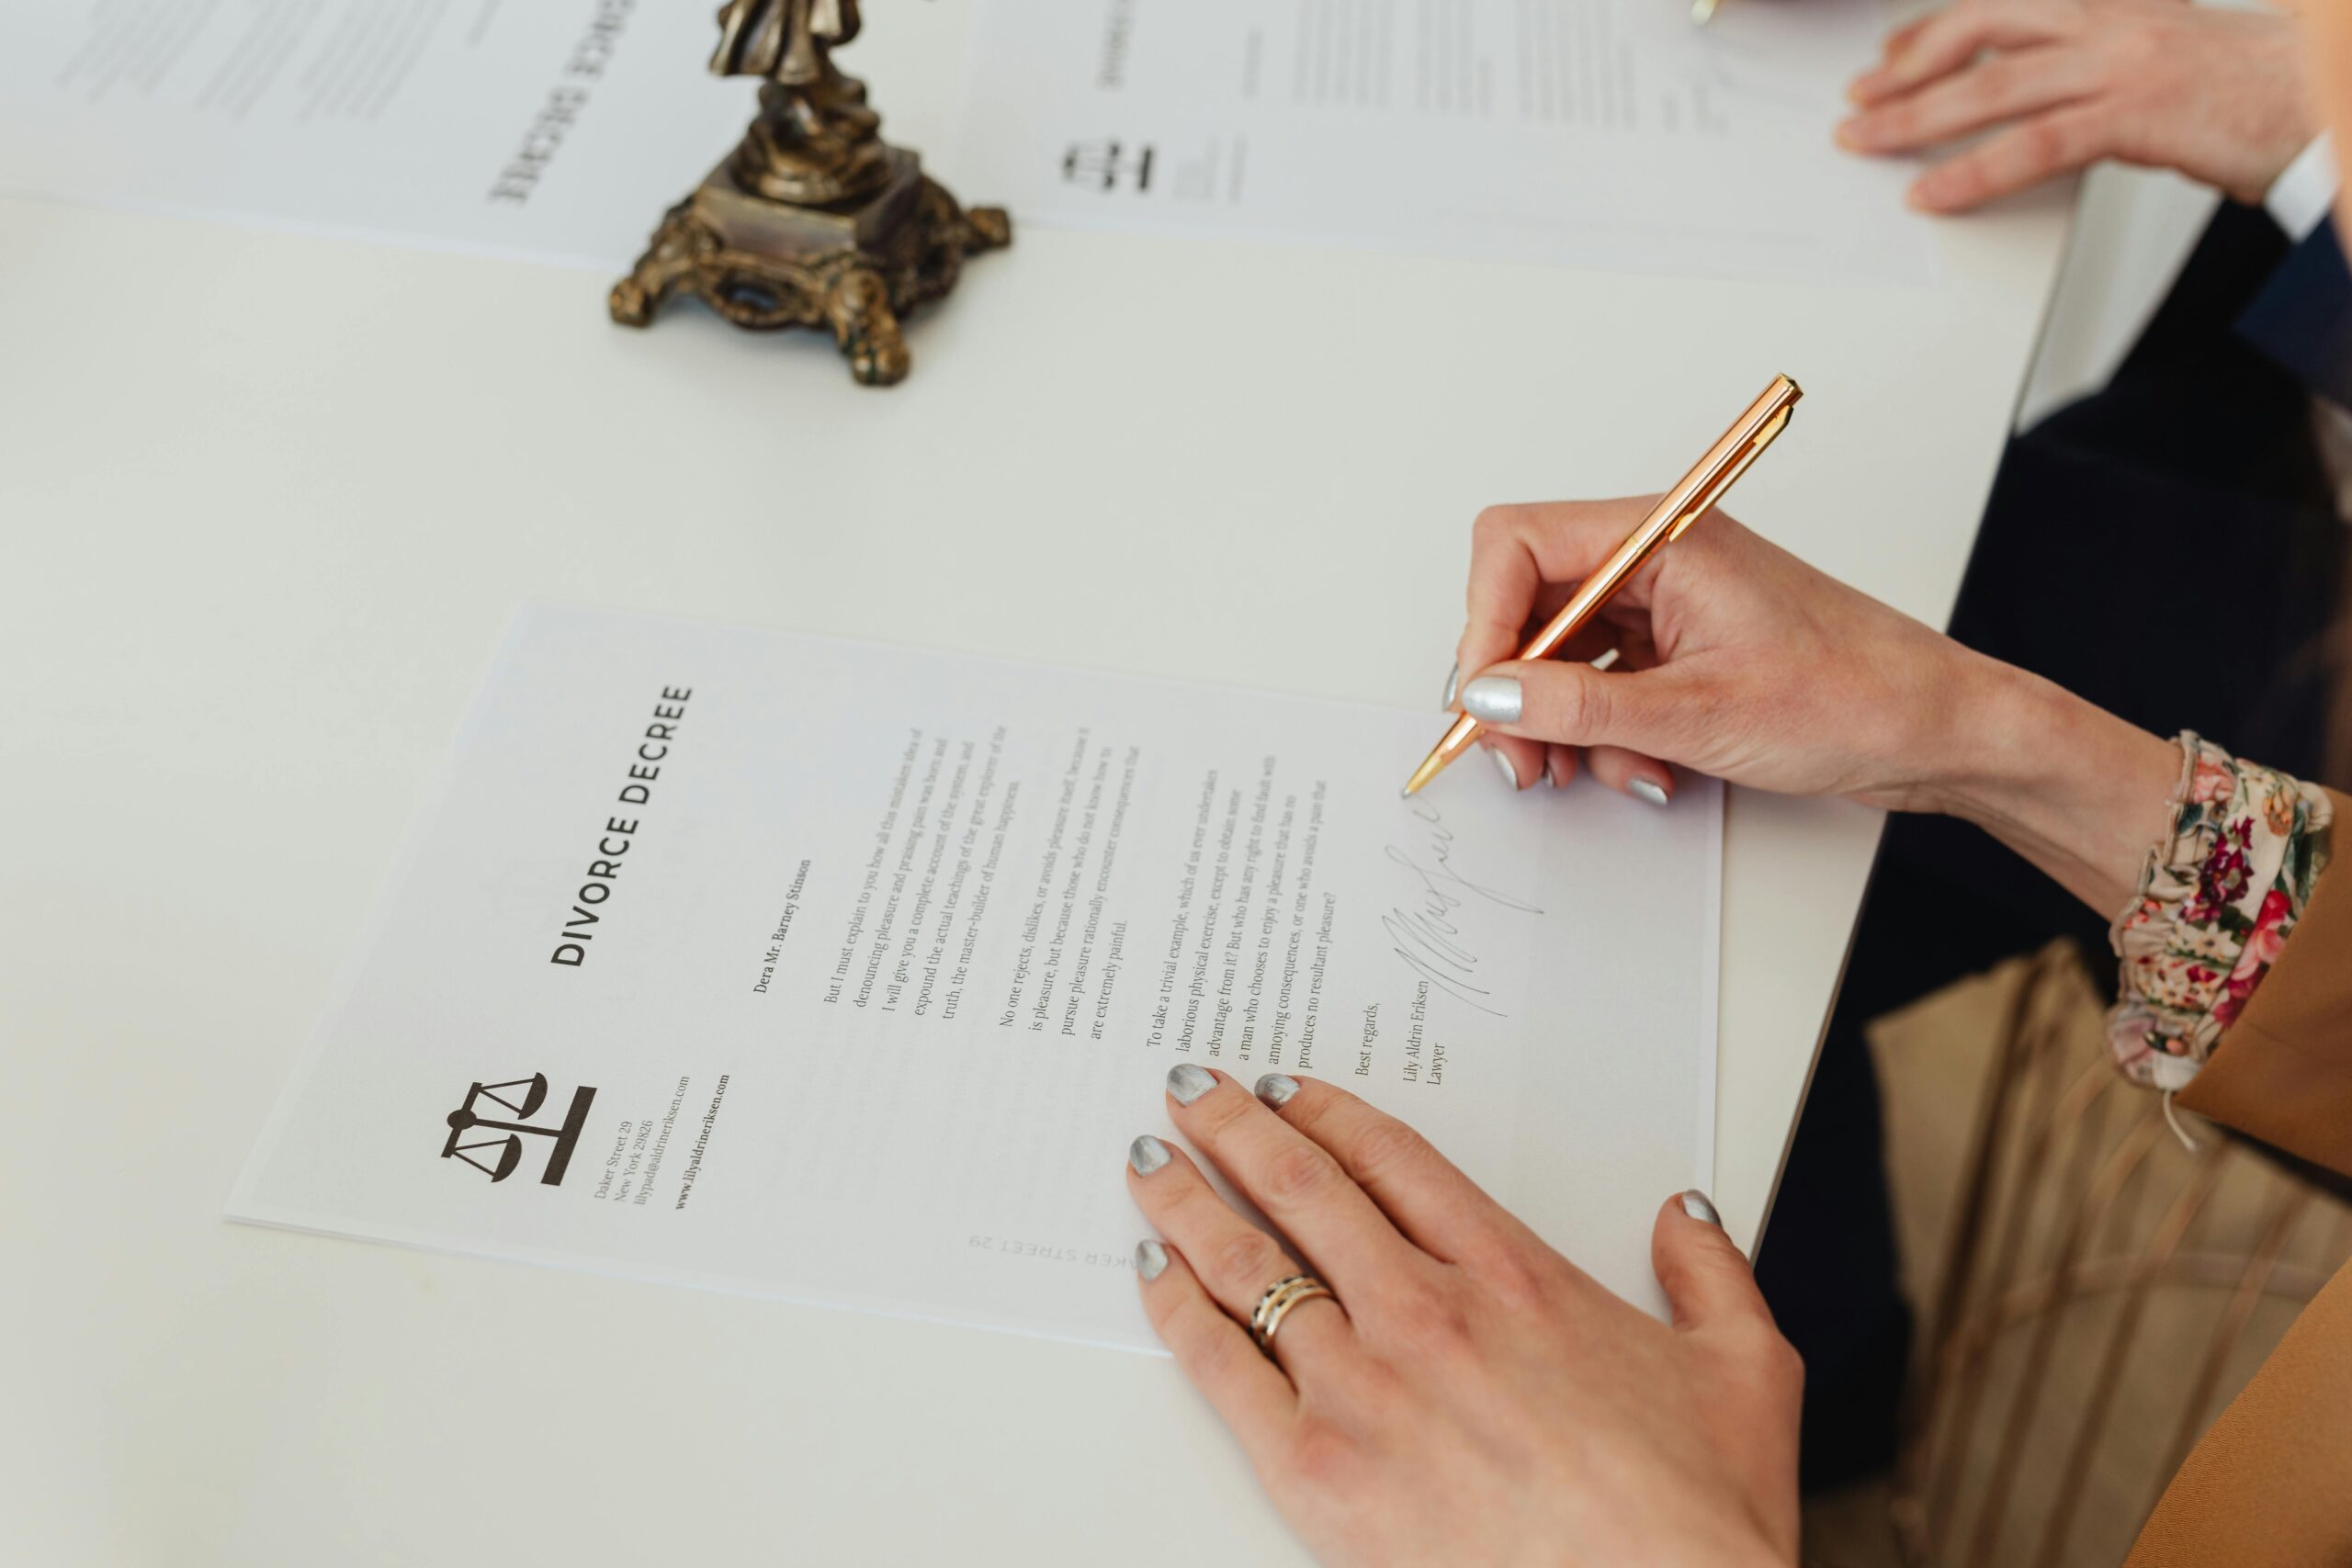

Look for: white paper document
[0,0,749,267]
[954,0,1933,283]
[230,604,1721,1348]
[5,1,1925,284]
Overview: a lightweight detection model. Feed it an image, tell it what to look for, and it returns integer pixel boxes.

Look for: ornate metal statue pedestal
[610,147,1009,387]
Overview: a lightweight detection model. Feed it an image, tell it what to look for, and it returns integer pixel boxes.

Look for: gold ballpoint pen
[1400,374,1803,797]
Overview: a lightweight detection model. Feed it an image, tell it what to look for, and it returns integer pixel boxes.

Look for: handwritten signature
[1379,796,1542,1017]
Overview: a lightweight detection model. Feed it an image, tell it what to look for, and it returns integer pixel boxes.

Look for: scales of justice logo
[441,1073,598,1186]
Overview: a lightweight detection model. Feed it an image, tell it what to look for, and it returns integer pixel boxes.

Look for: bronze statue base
[609,147,1009,387]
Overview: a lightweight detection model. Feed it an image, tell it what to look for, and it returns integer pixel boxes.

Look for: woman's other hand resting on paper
[1834,0,2315,212]
[1452,499,2179,914]
[1128,1067,1801,1568]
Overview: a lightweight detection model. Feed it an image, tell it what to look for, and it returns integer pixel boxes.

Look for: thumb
[1652,1190,1769,1334]
[1460,658,1693,761]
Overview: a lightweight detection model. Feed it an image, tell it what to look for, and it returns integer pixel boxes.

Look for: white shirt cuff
[2266,134,2338,242]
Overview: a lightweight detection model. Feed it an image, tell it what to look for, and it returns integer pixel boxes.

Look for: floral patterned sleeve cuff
[2107,734,2334,1091]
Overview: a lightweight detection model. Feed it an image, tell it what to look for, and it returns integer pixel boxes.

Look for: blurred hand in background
[1837,0,2316,213]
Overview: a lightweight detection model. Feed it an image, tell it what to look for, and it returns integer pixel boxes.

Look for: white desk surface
[0,8,2075,1561]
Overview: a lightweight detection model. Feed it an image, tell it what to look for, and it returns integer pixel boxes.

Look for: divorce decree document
[230,603,1720,1348]
[0,0,749,267]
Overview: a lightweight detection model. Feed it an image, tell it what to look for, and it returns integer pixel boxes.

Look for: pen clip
[1667,405,1792,540]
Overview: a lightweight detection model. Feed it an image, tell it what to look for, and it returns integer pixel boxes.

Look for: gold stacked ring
[1250,1271,1338,1354]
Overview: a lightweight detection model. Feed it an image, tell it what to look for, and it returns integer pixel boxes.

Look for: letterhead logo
[1061,138,1154,193]
[441,1073,597,1186]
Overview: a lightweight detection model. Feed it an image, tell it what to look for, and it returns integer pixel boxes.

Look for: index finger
[1908,105,2107,211]
[1251,1073,1569,1293]
[1456,498,1663,680]
[1847,0,2080,106]
[1162,1066,1426,1301]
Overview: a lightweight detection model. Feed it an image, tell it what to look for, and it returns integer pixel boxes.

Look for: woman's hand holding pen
[1451,499,2180,915]
[1452,499,1970,809]
[1834,0,2314,212]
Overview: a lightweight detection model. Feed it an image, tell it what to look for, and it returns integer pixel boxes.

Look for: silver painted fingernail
[1442,663,1459,710]
[1167,1063,1216,1105]
[1630,777,1670,808]
[1460,674,1522,724]
[1136,1238,1169,1280]
[1680,1190,1721,1226]
[1489,746,1520,791]
[1129,1134,1171,1175]
[1255,1073,1300,1107]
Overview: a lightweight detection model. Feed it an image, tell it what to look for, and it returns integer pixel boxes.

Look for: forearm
[1922,656,2182,918]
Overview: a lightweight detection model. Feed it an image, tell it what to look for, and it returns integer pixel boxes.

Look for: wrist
[2212,20,2324,207]
[1918,657,2179,915]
